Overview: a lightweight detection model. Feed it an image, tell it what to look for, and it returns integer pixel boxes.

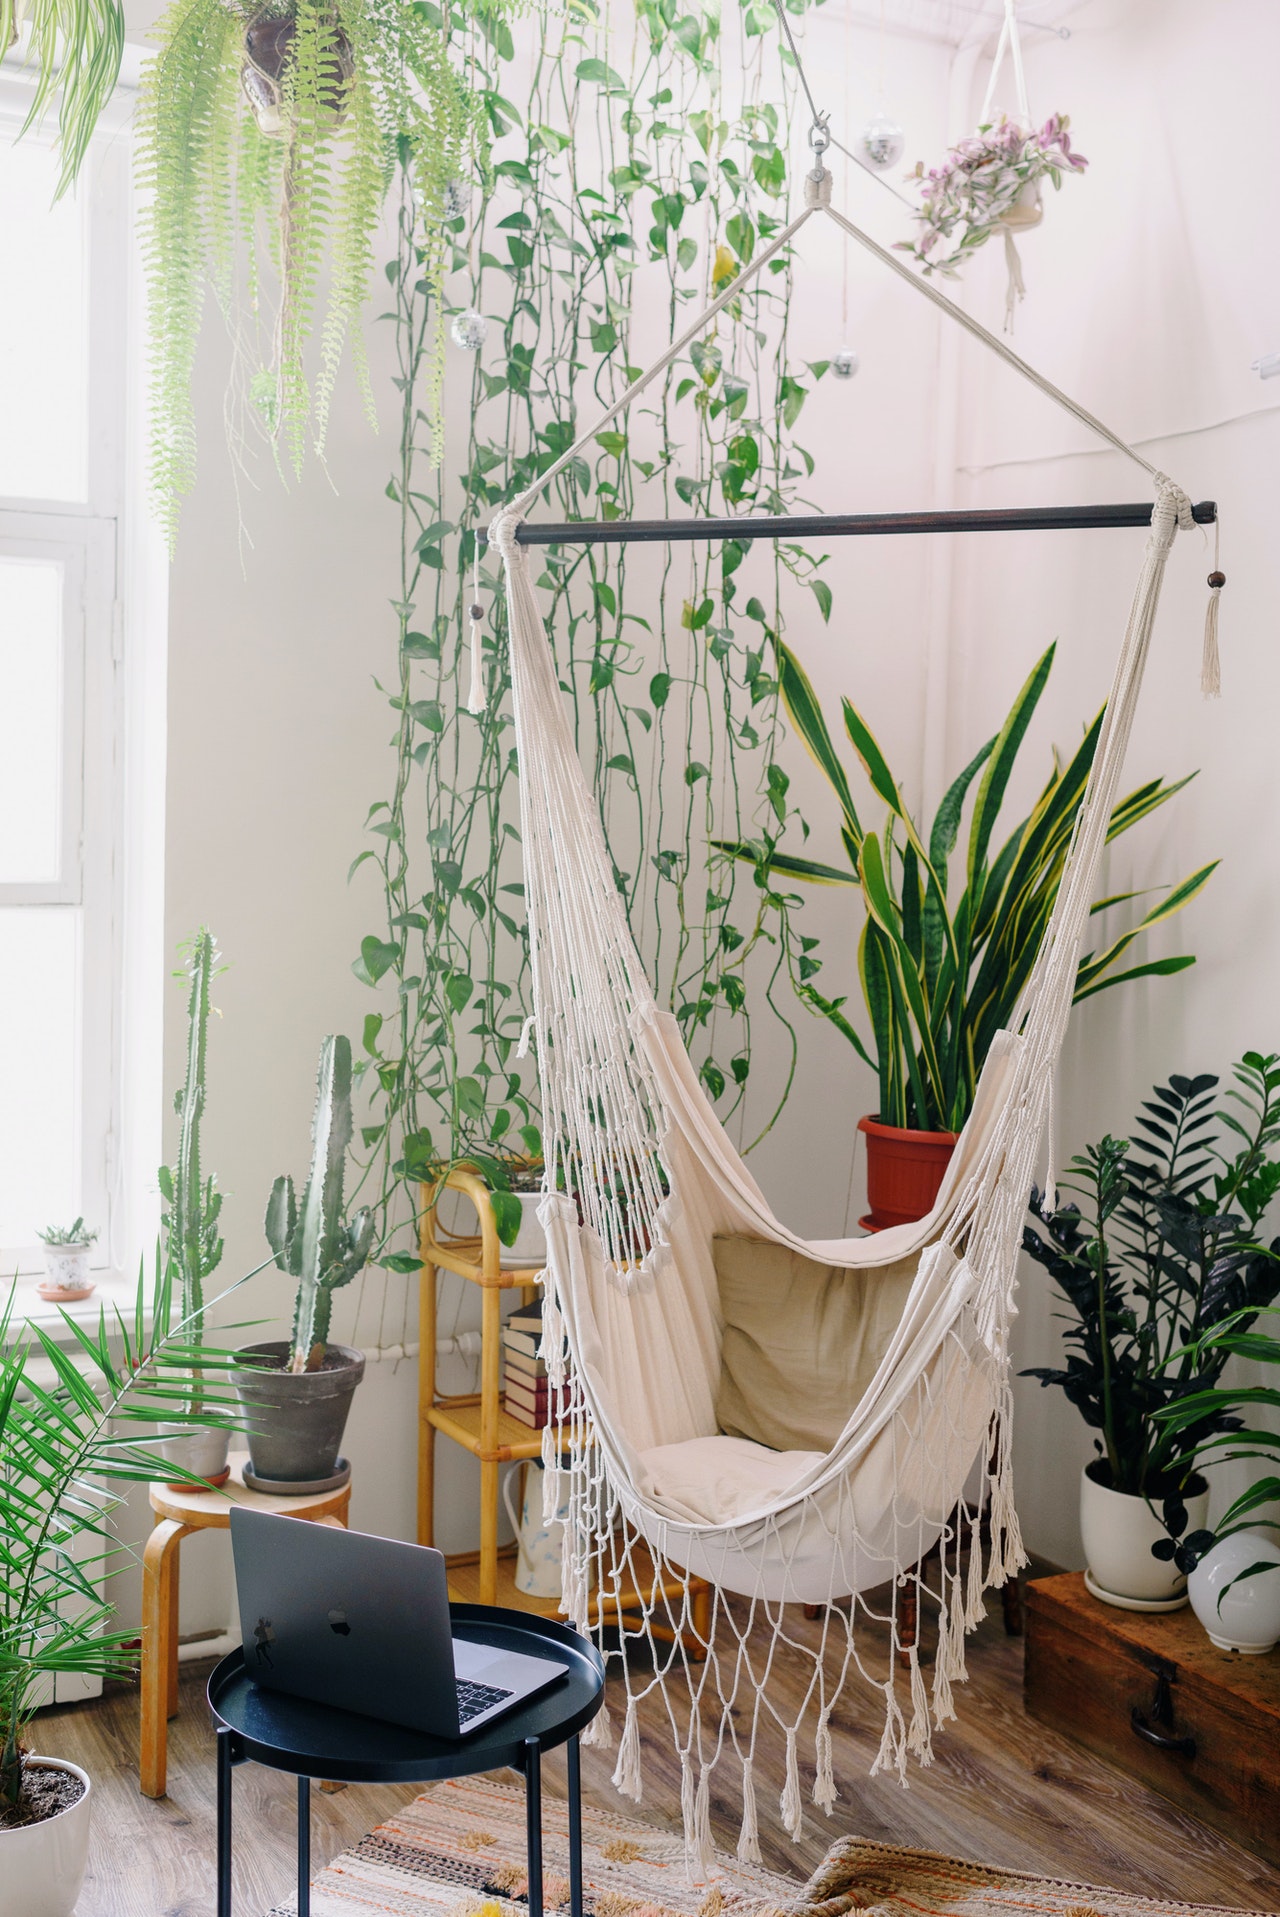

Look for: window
[0,85,149,1275]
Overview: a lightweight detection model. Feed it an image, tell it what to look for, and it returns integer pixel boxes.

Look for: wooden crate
[1025,1572,1280,1868]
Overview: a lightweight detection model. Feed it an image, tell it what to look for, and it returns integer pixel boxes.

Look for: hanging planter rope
[897,0,1087,327]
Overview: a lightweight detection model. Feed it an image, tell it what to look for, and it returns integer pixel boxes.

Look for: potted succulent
[158,929,238,1489]
[236,1034,374,1492]
[734,641,1215,1229]
[1151,1304,1280,1653]
[0,1252,240,1915]
[35,1221,98,1302]
[1022,1054,1280,1608]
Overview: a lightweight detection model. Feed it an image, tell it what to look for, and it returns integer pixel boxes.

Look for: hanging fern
[137,0,510,542]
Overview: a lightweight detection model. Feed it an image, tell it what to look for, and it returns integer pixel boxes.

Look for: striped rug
[266,1774,801,1917]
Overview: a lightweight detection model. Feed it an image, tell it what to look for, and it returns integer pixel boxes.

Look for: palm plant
[1,0,125,193]
[734,640,1216,1132]
[1022,1055,1280,1532]
[136,0,515,542]
[0,1253,243,1815]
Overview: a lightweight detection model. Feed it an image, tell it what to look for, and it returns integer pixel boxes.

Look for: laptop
[229,1507,569,1737]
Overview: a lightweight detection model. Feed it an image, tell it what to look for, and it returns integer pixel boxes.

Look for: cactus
[266,1034,374,1373]
[159,929,223,1357]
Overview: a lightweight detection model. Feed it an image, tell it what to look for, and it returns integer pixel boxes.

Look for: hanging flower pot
[858,1116,957,1232]
[239,3,354,141]
[998,177,1044,231]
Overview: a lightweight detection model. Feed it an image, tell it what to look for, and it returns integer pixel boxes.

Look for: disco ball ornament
[450,309,489,352]
[860,113,905,171]
[443,177,472,222]
[832,346,859,380]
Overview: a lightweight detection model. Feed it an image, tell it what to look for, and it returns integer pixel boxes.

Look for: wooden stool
[140,1451,350,1798]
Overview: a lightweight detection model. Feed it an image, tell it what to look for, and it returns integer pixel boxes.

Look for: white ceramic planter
[501,1192,547,1270]
[37,1245,95,1303]
[1079,1464,1209,1608]
[999,179,1044,231]
[1188,1532,1280,1653]
[159,1423,232,1486]
[0,1757,91,1917]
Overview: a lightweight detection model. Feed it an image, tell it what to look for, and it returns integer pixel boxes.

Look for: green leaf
[576,57,625,87]
[774,641,862,843]
[810,578,832,623]
[491,1190,523,1247]
[353,937,399,986]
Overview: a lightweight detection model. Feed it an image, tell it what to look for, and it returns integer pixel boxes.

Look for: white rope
[980,0,1030,128]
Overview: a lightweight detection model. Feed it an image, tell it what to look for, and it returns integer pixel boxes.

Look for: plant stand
[418,1170,710,1657]
[139,1452,351,1799]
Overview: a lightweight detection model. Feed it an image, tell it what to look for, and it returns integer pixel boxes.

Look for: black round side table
[207,1604,605,1917]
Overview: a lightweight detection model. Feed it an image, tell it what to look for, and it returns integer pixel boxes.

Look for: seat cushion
[712,1234,917,1454]
[637,1433,826,1525]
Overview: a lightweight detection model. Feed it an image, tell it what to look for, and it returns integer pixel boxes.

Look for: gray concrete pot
[234,1342,364,1492]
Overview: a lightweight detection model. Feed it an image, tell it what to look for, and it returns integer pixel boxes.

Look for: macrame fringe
[737,1759,762,1864]
[584,1700,613,1756]
[905,1645,933,1763]
[540,1286,569,1392]
[692,1768,713,1877]
[779,1729,803,1840]
[611,1697,640,1795]
[965,1521,988,1628]
[680,1755,698,1863]
[869,1679,908,1784]
[813,1713,838,1815]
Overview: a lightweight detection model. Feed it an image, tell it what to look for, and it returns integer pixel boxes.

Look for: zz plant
[735,638,1215,1133]
[1022,1055,1280,1537]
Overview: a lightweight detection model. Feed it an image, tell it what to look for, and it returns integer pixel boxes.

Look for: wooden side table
[140,1452,350,1798]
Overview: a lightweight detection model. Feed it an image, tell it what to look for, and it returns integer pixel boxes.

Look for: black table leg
[525,1736,543,1917]
[567,1734,583,1917]
[216,1726,234,1917]
[298,1775,311,1917]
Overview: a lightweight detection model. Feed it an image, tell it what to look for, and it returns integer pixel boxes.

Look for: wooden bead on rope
[1202,564,1224,699]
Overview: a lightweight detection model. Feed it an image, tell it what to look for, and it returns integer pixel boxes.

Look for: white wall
[942,0,1280,1565]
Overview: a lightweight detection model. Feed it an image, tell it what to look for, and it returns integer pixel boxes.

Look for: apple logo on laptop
[328,1607,352,1637]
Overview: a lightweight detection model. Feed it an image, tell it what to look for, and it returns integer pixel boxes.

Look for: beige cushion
[637,1434,826,1525]
[713,1234,918,1454]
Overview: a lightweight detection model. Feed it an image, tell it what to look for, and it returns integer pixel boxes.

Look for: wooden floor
[33,1583,1280,1917]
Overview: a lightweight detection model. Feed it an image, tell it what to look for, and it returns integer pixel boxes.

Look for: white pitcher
[502,1462,568,1600]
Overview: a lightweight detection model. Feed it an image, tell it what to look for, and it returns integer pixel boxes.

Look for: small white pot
[0,1757,91,1917]
[501,1192,547,1270]
[37,1245,95,1302]
[1079,1464,1209,1607]
[159,1423,232,1486]
[1188,1532,1280,1654]
[998,178,1044,230]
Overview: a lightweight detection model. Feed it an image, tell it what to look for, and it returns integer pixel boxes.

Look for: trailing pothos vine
[347,0,841,1295]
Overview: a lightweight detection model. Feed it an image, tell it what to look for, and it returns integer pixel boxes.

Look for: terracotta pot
[858,1115,957,1232]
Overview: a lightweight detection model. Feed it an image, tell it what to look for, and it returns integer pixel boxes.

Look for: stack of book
[503,1299,550,1428]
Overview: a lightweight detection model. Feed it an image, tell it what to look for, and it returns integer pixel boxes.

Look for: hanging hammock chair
[484,162,1202,1863]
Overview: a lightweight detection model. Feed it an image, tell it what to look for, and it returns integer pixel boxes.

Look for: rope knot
[487,508,524,561]
[804,167,833,207]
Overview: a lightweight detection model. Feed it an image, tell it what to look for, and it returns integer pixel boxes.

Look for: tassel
[680,1755,698,1864]
[692,1768,713,1878]
[869,1680,908,1784]
[965,1515,988,1627]
[813,1713,838,1815]
[611,1698,641,1797]
[737,1759,762,1864]
[779,1729,803,1840]
[584,1698,613,1753]
[1002,227,1026,333]
[515,1014,537,1060]
[1203,519,1224,698]
[905,1645,932,1763]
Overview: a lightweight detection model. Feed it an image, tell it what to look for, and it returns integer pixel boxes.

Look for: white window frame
[0,52,166,1289]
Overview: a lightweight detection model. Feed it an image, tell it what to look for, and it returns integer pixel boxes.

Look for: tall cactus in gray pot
[237,1034,375,1491]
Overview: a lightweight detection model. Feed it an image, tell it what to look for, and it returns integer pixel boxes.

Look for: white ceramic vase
[500,1193,547,1270]
[503,1462,567,1599]
[1079,1464,1209,1608]
[37,1245,95,1303]
[0,1758,91,1917]
[1188,1532,1280,1653]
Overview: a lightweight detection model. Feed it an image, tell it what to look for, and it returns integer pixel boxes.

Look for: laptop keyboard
[456,1678,514,1725]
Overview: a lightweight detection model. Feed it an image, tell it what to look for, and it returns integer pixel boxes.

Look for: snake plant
[136,0,516,545]
[728,640,1216,1133]
[1,0,125,193]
